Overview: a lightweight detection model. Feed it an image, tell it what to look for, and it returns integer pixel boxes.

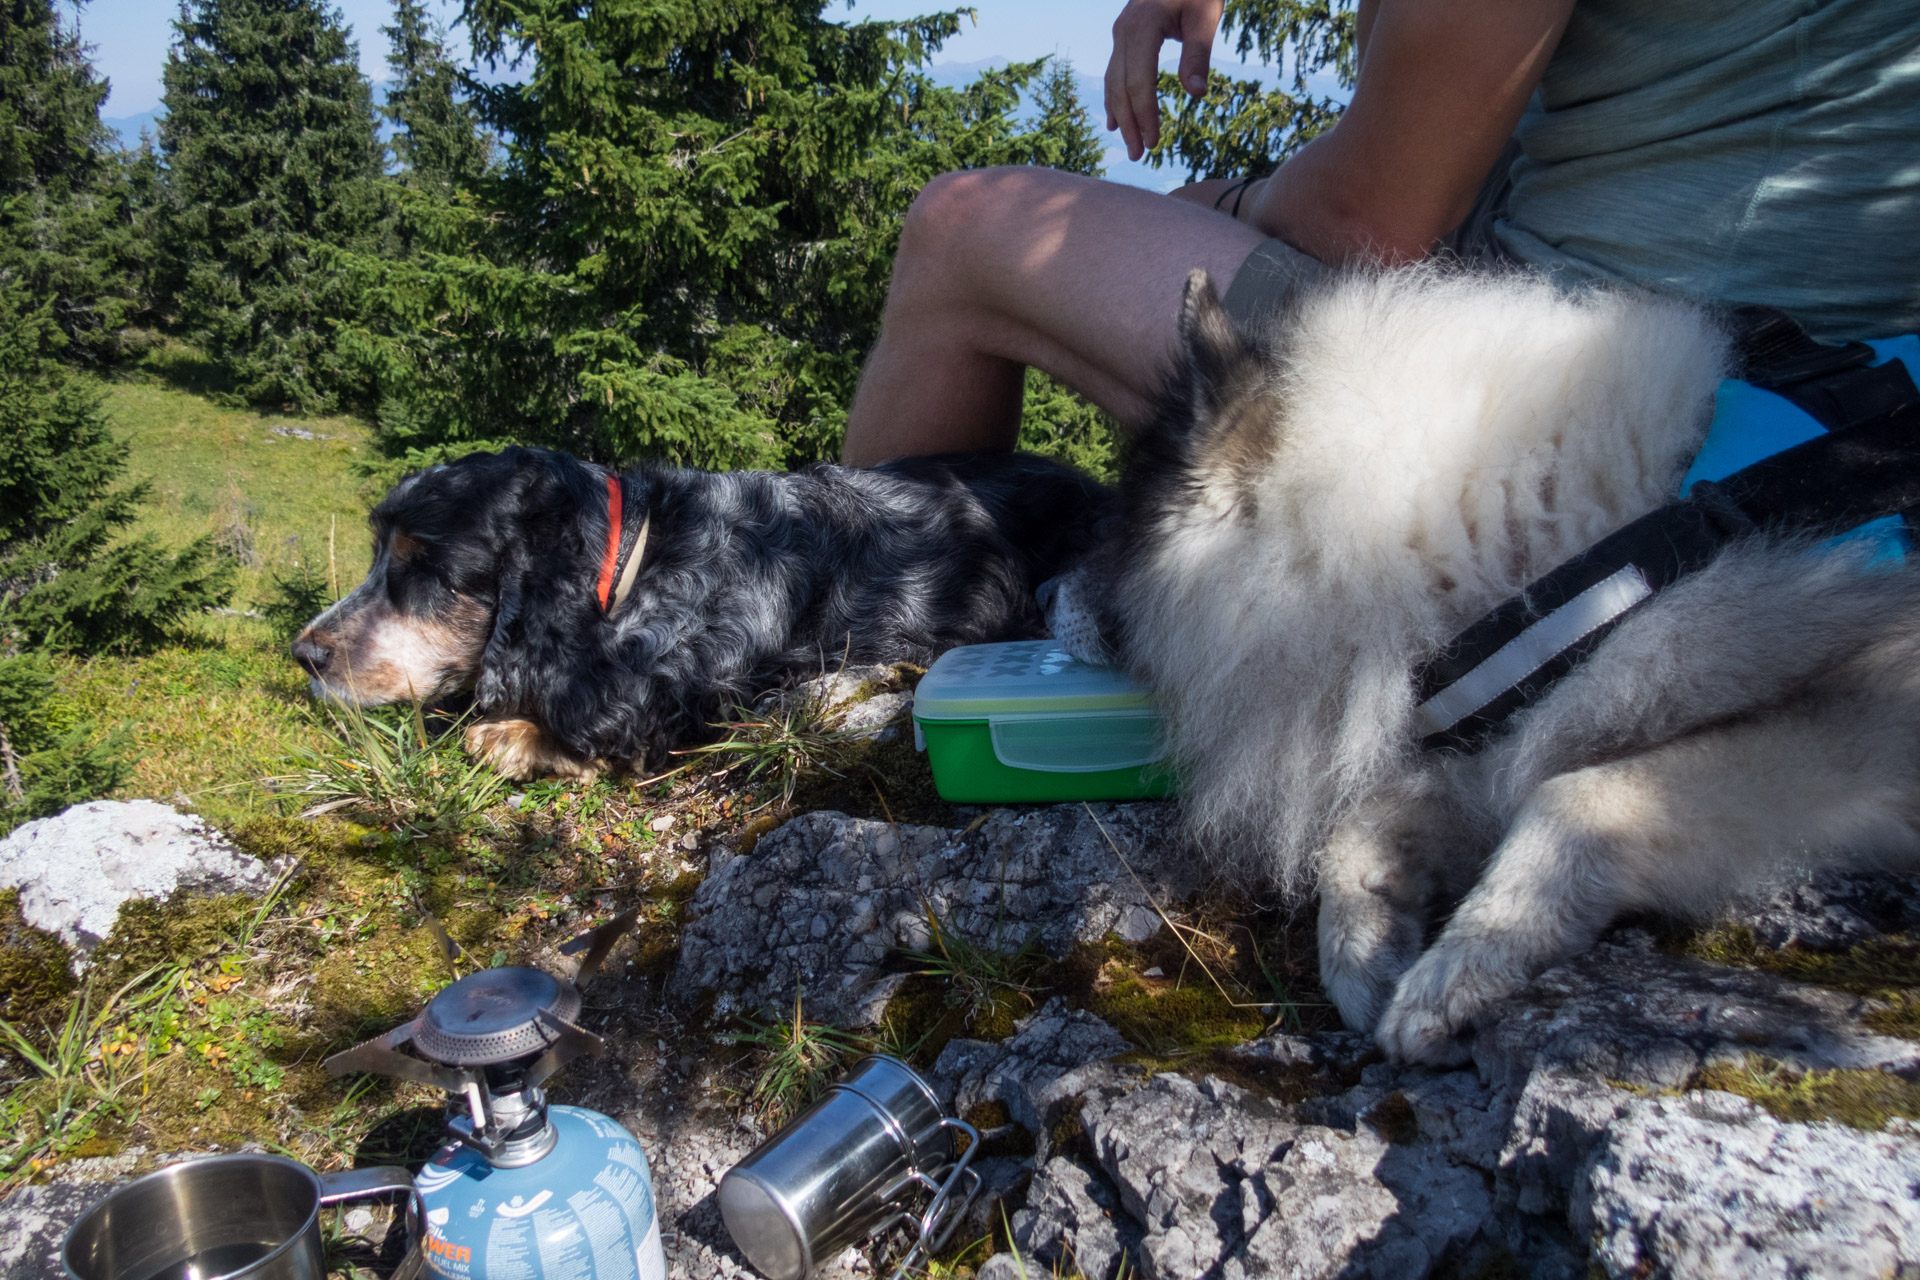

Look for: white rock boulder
[0,799,282,956]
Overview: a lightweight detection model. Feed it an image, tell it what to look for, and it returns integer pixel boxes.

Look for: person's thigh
[892,166,1269,419]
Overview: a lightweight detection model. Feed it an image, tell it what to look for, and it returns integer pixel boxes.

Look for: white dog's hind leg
[1376,713,1920,1065]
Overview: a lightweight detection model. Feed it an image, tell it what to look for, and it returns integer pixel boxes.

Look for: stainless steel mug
[62,1153,423,1280]
[720,1055,980,1280]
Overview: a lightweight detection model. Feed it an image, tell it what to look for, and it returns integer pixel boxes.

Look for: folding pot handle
[886,1117,982,1280]
[318,1166,425,1280]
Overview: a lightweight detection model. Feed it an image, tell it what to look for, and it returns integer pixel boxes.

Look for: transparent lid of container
[914,641,1153,718]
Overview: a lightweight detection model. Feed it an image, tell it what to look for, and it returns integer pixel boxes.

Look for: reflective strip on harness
[1411,309,1920,755]
[1413,566,1651,740]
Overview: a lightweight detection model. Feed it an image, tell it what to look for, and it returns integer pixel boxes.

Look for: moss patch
[1047,934,1268,1056]
[1671,924,1920,1038]
[1694,1054,1920,1130]
[0,890,76,1054]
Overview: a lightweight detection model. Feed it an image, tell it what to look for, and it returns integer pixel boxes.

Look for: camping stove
[325,918,665,1280]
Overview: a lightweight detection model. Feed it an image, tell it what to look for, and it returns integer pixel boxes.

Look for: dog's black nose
[1035,575,1064,613]
[291,636,332,676]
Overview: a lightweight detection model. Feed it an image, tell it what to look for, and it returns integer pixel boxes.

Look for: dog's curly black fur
[294,445,1111,774]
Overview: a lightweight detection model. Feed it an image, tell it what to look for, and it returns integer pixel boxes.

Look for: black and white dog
[293,446,1110,779]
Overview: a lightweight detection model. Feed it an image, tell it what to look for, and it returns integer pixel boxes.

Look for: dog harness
[1412,308,1920,754]
[596,474,649,615]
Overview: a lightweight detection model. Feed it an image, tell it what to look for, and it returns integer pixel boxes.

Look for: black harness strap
[1733,306,1920,433]
[1414,311,1920,754]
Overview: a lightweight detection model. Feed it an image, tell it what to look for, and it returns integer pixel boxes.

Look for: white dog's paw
[1375,942,1525,1066]
[464,718,603,782]
[1317,888,1425,1033]
[1319,934,1419,1033]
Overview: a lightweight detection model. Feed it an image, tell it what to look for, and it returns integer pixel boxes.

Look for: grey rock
[1472,929,1920,1091]
[792,664,912,739]
[0,800,284,957]
[1232,1127,1492,1280]
[674,805,1193,1025]
[1574,1091,1920,1279]
[975,1253,1033,1280]
[1495,1069,1637,1218]
[1080,1074,1298,1279]
[1227,1027,1375,1075]
[0,1180,115,1278]
[1304,1063,1514,1174]
[1076,1073,1492,1280]
[931,998,1136,1139]
[1009,1157,1142,1280]
[1728,869,1920,951]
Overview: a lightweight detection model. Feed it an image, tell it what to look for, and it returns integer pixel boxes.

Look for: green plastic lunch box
[911,640,1175,803]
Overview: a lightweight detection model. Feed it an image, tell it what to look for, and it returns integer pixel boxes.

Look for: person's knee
[897,167,1072,291]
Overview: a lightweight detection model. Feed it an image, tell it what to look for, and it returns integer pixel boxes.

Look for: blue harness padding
[1682,334,1920,561]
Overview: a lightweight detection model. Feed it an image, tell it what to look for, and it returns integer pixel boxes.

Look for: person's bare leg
[842,166,1268,466]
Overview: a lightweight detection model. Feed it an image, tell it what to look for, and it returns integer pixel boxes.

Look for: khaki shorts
[1220,139,1521,330]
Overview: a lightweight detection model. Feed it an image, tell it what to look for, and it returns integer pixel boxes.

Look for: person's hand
[1105,0,1225,161]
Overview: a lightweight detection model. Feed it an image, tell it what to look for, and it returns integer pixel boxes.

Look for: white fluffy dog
[1048,266,1920,1065]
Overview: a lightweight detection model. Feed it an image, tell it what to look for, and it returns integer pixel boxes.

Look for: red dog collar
[596,474,649,614]
[596,475,623,611]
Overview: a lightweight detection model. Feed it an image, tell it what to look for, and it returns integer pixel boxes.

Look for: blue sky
[80,0,1307,189]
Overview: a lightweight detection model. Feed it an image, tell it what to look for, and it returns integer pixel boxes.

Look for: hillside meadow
[1,373,1323,1278]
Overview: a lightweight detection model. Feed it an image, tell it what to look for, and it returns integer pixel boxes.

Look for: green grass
[270,701,507,836]
[106,380,376,611]
[32,377,386,827]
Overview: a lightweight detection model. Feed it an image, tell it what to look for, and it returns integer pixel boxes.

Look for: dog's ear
[1177,269,1251,410]
[470,453,633,756]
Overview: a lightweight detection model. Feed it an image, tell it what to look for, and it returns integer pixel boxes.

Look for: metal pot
[62,1153,422,1280]
[719,1055,980,1280]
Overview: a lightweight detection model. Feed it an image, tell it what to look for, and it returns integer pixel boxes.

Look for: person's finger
[1106,5,1157,160]
[1124,15,1162,156]
[1176,18,1213,98]
[1103,40,1134,152]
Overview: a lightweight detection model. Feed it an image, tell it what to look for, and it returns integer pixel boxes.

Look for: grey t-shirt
[1494,0,1920,341]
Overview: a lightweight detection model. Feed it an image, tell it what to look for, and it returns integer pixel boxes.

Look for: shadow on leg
[1376,710,1920,1065]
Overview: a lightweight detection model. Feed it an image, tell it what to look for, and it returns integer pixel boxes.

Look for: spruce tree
[339,2,1113,469]
[1149,0,1355,179]
[0,279,233,653]
[380,0,488,191]
[160,0,385,410]
[0,0,151,361]
[1028,58,1106,178]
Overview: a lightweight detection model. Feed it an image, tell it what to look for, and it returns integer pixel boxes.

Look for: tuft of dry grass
[268,701,506,835]
[721,988,877,1126]
[673,689,866,810]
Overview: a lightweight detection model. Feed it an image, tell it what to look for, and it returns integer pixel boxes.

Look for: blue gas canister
[326,919,666,1280]
[414,1105,663,1280]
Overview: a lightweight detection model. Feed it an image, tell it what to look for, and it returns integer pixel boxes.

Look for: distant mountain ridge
[102,109,162,149]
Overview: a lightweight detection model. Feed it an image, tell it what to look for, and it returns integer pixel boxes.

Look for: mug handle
[318,1167,426,1280]
[886,1117,982,1280]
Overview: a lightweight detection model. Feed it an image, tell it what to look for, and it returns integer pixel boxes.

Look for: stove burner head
[414,967,583,1066]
